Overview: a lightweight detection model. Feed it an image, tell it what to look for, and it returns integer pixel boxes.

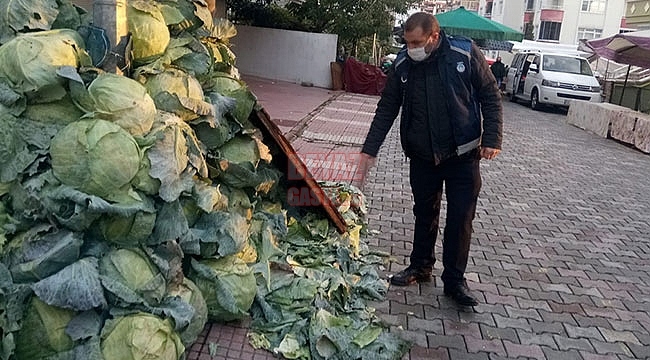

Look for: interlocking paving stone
[408,346,449,360]
[502,340,546,359]
[517,329,558,349]
[191,91,650,359]
[541,347,583,360]
[589,340,633,356]
[464,336,507,356]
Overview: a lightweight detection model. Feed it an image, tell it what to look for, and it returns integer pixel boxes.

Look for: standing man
[359,12,502,306]
[491,56,507,90]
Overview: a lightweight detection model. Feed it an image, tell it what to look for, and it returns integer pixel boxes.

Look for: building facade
[479,0,628,44]
[625,0,650,29]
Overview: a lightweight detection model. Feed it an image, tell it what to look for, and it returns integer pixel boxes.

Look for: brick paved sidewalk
[190,86,650,360]
[363,101,650,360]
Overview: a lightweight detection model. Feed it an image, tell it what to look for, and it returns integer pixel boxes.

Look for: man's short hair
[404,12,440,34]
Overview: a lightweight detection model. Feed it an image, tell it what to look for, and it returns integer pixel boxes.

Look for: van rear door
[505,54,523,94]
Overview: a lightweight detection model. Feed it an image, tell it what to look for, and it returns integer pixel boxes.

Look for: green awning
[435,7,524,42]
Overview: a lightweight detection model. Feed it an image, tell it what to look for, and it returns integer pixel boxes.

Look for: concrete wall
[230,25,338,89]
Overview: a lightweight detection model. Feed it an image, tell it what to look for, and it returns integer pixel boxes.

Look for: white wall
[230,25,338,89]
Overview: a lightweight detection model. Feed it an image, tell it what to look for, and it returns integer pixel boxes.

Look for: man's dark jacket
[491,60,507,79]
[361,32,503,158]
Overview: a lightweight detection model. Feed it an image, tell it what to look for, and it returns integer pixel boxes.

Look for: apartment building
[480,0,627,44]
[625,0,650,29]
[480,0,525,33]
[417,1,480,14]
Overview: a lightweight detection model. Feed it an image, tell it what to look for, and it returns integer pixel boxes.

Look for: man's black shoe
[390,266,432,286]
[444,283,479,306]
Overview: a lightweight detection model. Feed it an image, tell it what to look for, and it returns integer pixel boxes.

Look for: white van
[504,51,602,110]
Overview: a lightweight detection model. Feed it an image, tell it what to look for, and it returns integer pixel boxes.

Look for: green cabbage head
[14,297,75,360]
[188,256,256,322]
[96,211,157,248]
[50,119,141,199]
[81,73,157,136]
[168,278,208,347]
[127,0,170,64]
[0,29,85,102]
[144,68,208,121]
[99,248,166,305]
[100,313,184,360]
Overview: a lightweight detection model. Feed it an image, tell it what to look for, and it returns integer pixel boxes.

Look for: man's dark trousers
[408,150,482,287]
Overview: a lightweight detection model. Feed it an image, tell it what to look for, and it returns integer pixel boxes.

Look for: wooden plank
[250,109,348,234]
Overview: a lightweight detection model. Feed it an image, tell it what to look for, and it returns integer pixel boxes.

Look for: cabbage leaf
[0,0,58,44]
[31,257,107,311]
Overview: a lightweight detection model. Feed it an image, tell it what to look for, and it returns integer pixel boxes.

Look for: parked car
[504,50,602,110]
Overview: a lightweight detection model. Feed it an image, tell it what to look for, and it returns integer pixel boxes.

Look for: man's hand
[358,152,377,181]
[480,147,500,160]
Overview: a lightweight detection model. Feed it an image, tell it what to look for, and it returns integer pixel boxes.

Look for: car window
[542,55,593,76]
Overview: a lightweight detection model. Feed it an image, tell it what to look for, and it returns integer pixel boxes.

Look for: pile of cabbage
[0,1,409,359]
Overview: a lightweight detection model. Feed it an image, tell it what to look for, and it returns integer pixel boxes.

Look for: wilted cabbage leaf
[0,113,39,183]
[275,333,309,360]
[147,112,207,202]
[133,34,211,78]
[50,119,142,200]
[168,278,208,346]
[192,210,249,258]
[159,0,213,35]
[3,225,82,283]
[23,94,84,125]
[0,111,63,183]
[0,0,59,44]
[66,310,103,341]
[31,257,107,311]
[210,18,237,42]
[100,313,184,360]
[188,256,256,322]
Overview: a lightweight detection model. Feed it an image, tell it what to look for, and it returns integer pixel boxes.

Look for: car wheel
[531,89,540,110]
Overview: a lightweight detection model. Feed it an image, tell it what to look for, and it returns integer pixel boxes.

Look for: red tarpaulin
[343,57,387,96]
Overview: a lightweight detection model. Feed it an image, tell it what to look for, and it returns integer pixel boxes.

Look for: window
[526,0,535,11]
[484,1,493,15]
[581,0,606,13]
[544,0,563,9]
[539,21,561,41]
[577,28,602,41]
[542,55,594,76]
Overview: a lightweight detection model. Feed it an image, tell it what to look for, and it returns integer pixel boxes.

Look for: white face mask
[408,46,430,62]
